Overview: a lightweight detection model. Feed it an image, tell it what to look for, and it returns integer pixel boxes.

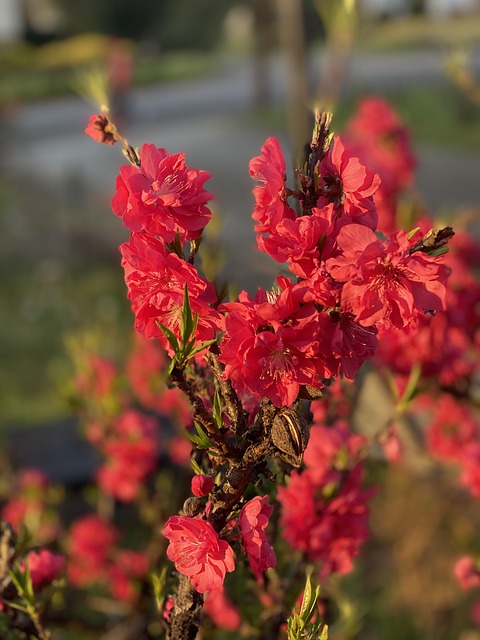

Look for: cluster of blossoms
[60,98,461,640]
[85,103,452,603]
[278,418,373,579]
[67,514,149,603]
[1,469,60,545]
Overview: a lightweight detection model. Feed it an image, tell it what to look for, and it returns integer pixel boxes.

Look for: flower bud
[191,474,214,497]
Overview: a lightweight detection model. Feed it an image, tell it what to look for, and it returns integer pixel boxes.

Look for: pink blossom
[249,137,297,233]
[454,556,480,590]
[85,114,116,146]
[303,421,366,486]
[191,475,214,497]
[163,516,235,593]
[380,425,403,463]
[317,135,380,225]
[24,549,65,591]
[220,279,336,407]
[460,443,480,499]
[204,587,241,631]
[239,496,276,579]
[343,98,415,234]
[96,410,159,502]
[107,550,149,603]
[163,595,175,622]
[112,143,212,243]
[120,231,222,353]
[67,515,118,587]
[426,394,478,462]
[327,225,448,329]
[278,467,373,579]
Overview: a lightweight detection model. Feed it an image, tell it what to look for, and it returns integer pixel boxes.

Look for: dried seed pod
[271,409,310,467]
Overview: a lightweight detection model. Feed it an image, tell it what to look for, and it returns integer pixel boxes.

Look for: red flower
[454,556,480,591]
[239,496,276,579]
[220,278,337,407]
[249,137,297,233]
[112,143,212,243]
[327,225,448,329]
[107,550,149,603]
[163,516,235,593]
[121,232,222,353]
[204,587,241,631]
[85,114,116,146]
[426,394,478,462]
[24,550,65,591]
[317,136,380,225]
[67,515,118,587]
[96,410,159,502]
[191,474,214,497]
[278,467,373,579]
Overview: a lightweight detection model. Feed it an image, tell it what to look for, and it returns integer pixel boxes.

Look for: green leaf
[186,338,217,359]
[187,422,215,450]
[407,226,421,240]
[190,459,203,476]
[213,388,223,429]
[319,625,329,639]
[397,361,421,411]
[180,284,194,344]
[156,322,180,356]
[151,567,168,612]
[429,245,449,257]
[299,572,314,620]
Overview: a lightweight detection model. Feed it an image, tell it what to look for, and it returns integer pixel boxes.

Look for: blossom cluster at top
[102,109,450,409]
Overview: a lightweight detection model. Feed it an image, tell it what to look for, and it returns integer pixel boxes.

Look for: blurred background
[0,2,480,635]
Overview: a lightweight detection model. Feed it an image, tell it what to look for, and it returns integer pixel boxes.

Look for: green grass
[0,179,132,430]
[0,49,215,107]
[247,82,480,152]
[357,12,480,52]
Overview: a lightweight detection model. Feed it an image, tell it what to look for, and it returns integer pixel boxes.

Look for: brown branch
[170,365,236,458]
[168,575,203,640]
[204,352,248,435]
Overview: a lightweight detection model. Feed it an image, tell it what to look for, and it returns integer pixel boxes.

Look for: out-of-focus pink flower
[204,586,241,631]
[426,394,478,463]
[85,114,116,146]
[191,475,214,497]
[67,515,118,587]
[278,465,373,580]
[24,549,65,591]
[454,556,480,591]
[163,595,175,622]
[460,443,480,499]
[238,496,276,579]
[163,516,235,593]
[381,425,403,463]
[96,409,159,502]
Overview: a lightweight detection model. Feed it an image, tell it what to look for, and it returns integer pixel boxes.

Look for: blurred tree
[52,0,239,50]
